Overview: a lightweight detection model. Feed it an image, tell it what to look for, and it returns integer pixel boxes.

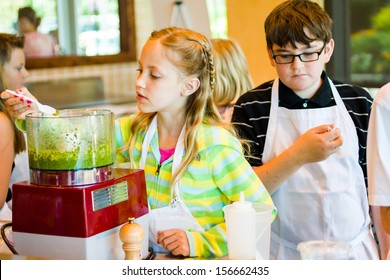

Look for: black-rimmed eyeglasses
[271,44,326,64]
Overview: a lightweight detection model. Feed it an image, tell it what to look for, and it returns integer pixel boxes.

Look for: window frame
[26,0,136,69]
[325,0,388,88]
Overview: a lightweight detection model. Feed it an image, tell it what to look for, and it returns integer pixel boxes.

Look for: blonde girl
[1,27,274,258]
[211,38,253,123]
[116,27,273,258]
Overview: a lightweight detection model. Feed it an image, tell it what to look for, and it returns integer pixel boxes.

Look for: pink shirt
[159,147,175,164]
[23,32,56,58]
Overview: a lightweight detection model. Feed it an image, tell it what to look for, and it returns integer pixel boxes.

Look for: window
[59,0,120,56]
[0,1,57,34]
[207,0,227,38]
[1,0,121,56]
[326,0,390,88]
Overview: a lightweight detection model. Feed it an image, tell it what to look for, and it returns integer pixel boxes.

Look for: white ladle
[6,89,58,115]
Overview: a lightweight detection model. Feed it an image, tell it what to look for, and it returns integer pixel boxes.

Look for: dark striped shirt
[232,72,373,185]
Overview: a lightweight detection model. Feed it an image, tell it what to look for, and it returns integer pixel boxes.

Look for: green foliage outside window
[351,5,390,75]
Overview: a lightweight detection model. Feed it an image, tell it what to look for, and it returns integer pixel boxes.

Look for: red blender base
[12,168,149,259]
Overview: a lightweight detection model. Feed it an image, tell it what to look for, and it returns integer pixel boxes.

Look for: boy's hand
[292,124,343,164]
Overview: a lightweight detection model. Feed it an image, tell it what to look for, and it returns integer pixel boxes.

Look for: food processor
[11,109,149,259]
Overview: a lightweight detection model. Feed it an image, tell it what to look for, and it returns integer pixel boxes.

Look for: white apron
[137,116,203,254]
[263,78,379,260]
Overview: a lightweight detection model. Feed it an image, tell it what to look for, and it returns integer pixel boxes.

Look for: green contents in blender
[28,144,113,170]
[26,110,114,171]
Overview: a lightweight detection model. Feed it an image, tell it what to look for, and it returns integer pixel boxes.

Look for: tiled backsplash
[26,62,138,101]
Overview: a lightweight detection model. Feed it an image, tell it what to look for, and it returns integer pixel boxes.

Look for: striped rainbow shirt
[115,115,274,258]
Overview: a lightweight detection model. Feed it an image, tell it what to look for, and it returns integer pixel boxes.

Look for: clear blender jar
[26,109,115,186]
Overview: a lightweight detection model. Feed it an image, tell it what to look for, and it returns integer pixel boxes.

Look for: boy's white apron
[262,78,379,259]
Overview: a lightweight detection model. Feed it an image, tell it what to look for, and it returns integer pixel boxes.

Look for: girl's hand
[0,87,39,119]
[157,229,190,257]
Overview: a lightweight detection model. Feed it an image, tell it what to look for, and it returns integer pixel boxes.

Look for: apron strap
[139,115,186,203]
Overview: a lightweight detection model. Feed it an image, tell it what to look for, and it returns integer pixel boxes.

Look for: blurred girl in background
[211,38,253,123]
[18,7,57,58]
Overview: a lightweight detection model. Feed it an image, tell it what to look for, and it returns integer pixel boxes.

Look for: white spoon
[6,89,58,115]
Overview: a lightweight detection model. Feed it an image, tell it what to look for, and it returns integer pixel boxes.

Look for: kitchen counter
[0,252,227,260]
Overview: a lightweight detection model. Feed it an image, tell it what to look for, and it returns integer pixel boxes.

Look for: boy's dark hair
[265,0,333,49]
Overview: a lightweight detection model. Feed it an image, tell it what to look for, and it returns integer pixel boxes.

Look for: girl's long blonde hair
[120,27,241,186]
[211,38,253,108]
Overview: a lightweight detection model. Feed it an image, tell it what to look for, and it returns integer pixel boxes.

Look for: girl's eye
[136,68,159,79]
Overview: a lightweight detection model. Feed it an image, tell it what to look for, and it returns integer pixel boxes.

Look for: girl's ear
[181,77,200,97]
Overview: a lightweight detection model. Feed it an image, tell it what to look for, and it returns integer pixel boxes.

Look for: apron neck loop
[140,115,187,202]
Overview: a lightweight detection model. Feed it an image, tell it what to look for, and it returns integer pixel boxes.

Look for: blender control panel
[92,181,129,211]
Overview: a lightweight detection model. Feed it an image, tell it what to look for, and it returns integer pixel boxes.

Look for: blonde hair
[211,38,253,107]
[120,27,241,186]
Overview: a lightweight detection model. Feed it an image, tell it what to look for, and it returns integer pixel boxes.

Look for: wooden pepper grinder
[119,217,145,260]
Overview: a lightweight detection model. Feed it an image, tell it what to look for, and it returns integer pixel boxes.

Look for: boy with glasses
[232,0,380,259]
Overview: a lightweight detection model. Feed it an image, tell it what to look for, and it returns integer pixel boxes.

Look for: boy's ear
[324,39,334,63]
[181,77,200,96]
[267,48,276,67]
